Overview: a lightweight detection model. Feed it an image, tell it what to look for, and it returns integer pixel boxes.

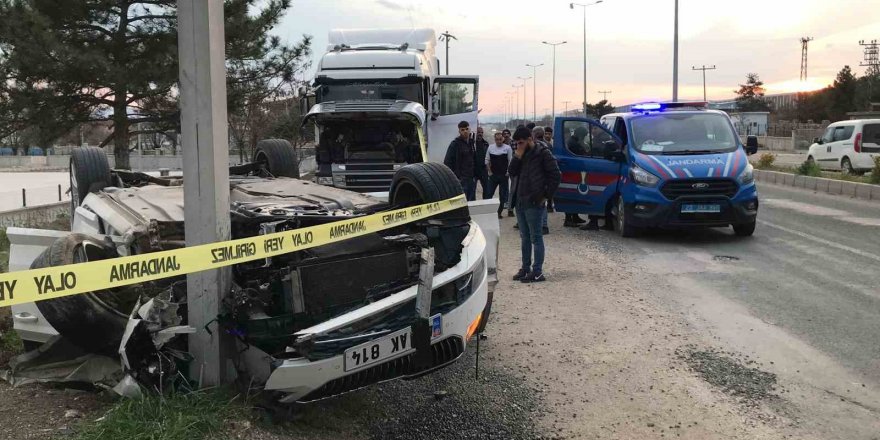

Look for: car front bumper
[263,222,490,403]
[626,184,758,228]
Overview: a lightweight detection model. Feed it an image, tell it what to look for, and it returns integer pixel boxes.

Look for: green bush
[870,156,880,185]
[756,153,776,169]
[796,159,822,177]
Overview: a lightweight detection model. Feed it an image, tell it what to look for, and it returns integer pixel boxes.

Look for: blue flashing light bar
[631,101,708,113]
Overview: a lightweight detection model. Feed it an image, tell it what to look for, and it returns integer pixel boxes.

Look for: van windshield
[630,113,738,155]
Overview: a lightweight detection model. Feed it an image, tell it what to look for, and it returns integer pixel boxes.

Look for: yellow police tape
[0,195,467,309]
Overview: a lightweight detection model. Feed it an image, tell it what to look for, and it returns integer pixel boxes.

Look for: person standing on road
[501,128,515,217]
[532,126,552,235]
[475,126,490,198]
[509,126,560,283]
[485,132,513,218]
[543,126,554,146]
[444,121,477,201]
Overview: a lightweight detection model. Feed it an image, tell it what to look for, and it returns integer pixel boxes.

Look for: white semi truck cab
[304,28,479,192]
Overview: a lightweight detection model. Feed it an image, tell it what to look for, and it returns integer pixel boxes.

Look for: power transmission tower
[439,31,457,75]
[597,90,612,101]
[691,65,716,101]
[800,37,813,81]
[860,39,879,76]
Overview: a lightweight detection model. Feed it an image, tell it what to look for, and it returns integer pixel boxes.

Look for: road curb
[754,169,880,201]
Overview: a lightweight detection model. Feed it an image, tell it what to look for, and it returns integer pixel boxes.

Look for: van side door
[552,118,624,216]
[830,124,855,167]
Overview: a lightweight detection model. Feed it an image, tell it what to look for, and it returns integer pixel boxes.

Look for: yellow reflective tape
[0,195,467,309]
[417,127,428,162]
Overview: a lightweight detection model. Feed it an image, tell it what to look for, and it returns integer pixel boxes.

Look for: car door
[425,76,479,164]
[830,125,855,169]
[552,117,624,216]
[813,126,835,168]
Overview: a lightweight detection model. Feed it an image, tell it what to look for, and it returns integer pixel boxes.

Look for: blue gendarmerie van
[552,102,759,237]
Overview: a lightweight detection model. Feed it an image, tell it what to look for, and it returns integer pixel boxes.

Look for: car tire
[807,155,815,166]
[389,162,469,220]
[733,221,756,237]
[31,233,137,354]
[70,147,111,216]
[613,195,637,238]
[254,139,300,178]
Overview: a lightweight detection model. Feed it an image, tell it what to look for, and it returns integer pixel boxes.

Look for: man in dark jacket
[474,126,490,198]
[508,126,561,283]
[443,121,476,201]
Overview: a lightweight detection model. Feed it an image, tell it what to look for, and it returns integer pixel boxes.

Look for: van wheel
[612,195,637,238]
[806,155,815,166]
[254,139,300,178]
[70,147,111,218]
[31,233,137,354]
[390,162,469,220]
[733,221,756,237]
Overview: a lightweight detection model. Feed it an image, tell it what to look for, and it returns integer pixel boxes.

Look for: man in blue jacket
[508,126,561,283]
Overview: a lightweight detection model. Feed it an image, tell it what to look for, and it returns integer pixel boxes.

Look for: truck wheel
[733,221,756,237]
[254,139,300,178]
[390,162,469,220]
[70,147,111,215]
[613,195,637,238]
[31,233,137,354]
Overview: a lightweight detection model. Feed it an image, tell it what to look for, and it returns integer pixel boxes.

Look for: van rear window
[863,124,880,146]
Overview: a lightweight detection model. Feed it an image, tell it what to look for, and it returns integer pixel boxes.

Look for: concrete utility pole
[562,100,571,116]
[439,31,457,75]
[542,41,567,117]
[692,65,716,101]
[177,0,232,386]
[570,1,603,116]
[525,64,543,121]
[517,77,531,122]
[597,90,612,101]
[800,37,813,81]
[672,0,679,101]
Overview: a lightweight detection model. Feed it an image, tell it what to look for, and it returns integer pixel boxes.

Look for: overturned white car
[8,142,498,402]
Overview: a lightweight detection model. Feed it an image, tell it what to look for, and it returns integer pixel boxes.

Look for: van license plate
[344,327,414,372]
[681,203,721,213]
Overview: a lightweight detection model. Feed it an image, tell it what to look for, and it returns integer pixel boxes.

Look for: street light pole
[542,41,567,117]
[517,76,531,122]
[672,0,679,101]
[439,31,457,75]
[513,84,523,123]
[562,100,571,115]
[525,64,543,122]
[692,65,716,101]
[570,1,603,116]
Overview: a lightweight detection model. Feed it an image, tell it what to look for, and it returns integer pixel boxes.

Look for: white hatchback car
[807,119,880,175]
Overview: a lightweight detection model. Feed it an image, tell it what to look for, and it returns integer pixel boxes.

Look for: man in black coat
[474,126,490,198]
[443,121,477,201]
[508,126,561,283]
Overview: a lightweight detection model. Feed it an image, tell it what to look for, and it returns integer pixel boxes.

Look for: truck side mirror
[745,135,759,155]
[430,97,440,120]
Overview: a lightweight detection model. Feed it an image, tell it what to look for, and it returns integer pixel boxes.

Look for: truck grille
[340,162,396,192]
[299,336,465,402]
[660,179,737,200]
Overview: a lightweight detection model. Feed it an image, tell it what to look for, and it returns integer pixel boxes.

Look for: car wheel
[733,221,756,237]
[841,157,855,176]
[390,162,469,220]
[807,155,815,166]
[254,139,300,178]
[69,147,111,221]
[31,233,137,354]
[613,195,637,238]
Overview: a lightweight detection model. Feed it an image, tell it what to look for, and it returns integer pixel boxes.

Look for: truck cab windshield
[318,81,423,103]
[630,113,738,155]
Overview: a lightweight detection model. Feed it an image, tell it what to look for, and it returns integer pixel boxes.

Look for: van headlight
[630,163,660,187]
[737,163,754,185]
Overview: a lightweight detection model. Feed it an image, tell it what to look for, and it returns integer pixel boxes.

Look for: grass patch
[795,159,822,177]
[755,152,776,169]
[871,156,880,185]
[72,389,250,440]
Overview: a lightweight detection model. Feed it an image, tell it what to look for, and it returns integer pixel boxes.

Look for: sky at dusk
[275,0,880,120]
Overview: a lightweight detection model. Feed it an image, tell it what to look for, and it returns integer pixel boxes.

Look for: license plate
[681,203,721,213]
[344,327,414,372]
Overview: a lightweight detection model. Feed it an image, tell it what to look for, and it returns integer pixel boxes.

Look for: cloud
[375,0,403,11]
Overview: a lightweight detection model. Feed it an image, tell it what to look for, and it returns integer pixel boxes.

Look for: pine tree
[734,73,770,112]
[0,0,311,168]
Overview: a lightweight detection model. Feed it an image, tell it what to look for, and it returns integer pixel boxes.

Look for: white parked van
[807,119,880,175]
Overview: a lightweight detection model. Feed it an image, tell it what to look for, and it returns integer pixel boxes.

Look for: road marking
[757,219,880,263]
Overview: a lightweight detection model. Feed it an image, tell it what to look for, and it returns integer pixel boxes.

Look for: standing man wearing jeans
[508,126,561,283]
[443,121,477,201]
